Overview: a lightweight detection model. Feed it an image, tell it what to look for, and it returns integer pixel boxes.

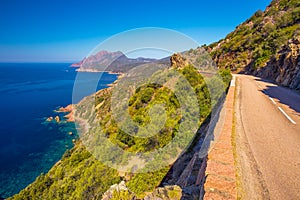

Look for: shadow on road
[256,78,300,113]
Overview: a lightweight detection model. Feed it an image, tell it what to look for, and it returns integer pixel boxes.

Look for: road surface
[234,75,300,200]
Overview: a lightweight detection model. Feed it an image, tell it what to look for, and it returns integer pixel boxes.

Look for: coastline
[7,66,119,198]
[75,68,123,75]
[53,69,121,146]
[74,67,124,86]
[74,116,91,136]
[6,63,119,199]
[59,67,122,140]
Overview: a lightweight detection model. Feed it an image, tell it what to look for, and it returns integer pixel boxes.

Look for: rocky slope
[207,0,300,89]
[256,37,300,89]
[10,54,231,200]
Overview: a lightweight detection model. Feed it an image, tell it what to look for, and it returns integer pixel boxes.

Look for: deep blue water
[0,63,117,198]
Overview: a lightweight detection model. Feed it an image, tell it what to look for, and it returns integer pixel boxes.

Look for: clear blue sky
[0,0,272,62]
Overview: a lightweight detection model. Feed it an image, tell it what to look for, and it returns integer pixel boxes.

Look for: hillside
[11,0,300,198]
[71,50,169,73]
[207,0,300,89]
[10,55,231,200]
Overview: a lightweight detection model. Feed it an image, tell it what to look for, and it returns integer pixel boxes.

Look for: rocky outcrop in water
[56,104,74,122]
[46,117,53,122]
[57,104,74,113]
[54,116,60,123]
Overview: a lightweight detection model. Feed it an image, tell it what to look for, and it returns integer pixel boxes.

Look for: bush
[140,87,154,103]
[218,69,232,86]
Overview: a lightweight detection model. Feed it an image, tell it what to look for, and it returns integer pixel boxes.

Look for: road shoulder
[233,76,270,200]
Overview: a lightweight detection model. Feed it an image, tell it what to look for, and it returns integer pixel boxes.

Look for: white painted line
[269,97,277,105]
[230,76,236,87]
[278,107,297,124]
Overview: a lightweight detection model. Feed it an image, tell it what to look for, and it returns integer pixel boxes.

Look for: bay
[0,63,117,198]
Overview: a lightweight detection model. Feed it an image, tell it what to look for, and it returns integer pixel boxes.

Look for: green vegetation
[218,69,232,87]
[94,65,222,155]
[110,190,135,200]
[10,57,232,199]
[9,0,299,198]
[208,0,300,70]
[10,144,121,200]
[127,167,169,197]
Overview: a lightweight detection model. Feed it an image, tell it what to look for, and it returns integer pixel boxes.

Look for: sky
[0,0,272,62]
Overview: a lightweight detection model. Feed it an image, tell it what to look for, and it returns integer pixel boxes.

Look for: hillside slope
[71,50,169,73]
[207,0,300,89]
[10,55,231,200]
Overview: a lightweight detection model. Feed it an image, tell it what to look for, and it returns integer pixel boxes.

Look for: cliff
[255,37,300,89]
[207,0,300,89]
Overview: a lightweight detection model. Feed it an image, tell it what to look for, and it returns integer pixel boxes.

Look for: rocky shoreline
[45,104,74,123]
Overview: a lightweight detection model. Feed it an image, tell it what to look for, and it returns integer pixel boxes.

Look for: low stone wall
[203,76,237,199]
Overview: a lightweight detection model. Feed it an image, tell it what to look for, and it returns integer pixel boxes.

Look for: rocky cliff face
[170,53,188,69]
[255,36,300,89]
[208,0,300,89]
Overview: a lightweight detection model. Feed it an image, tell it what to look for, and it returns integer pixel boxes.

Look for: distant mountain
[207,0,300,89]
[71,50,170,73]
[10,0,300,199]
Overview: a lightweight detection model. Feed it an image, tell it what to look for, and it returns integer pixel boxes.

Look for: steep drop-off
[10,55,231,200]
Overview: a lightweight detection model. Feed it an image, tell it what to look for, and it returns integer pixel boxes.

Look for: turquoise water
[0,63,117,198]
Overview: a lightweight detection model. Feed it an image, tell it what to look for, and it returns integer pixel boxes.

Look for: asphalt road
[234,75,300,200]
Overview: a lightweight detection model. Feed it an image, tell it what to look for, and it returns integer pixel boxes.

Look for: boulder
[54,116,60,123]
[57,104,74,113]
[64,111,74,122]
[170,53,188,69]
[144,185,182,200]
[102,181,134,200]
[46,117,53,122]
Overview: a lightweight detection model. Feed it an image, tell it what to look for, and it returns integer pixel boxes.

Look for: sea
[0,63,118,198]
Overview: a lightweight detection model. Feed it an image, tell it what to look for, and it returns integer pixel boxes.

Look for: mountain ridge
[9,0,300,199]
[206,0,300,89]
[71,50,170,73]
